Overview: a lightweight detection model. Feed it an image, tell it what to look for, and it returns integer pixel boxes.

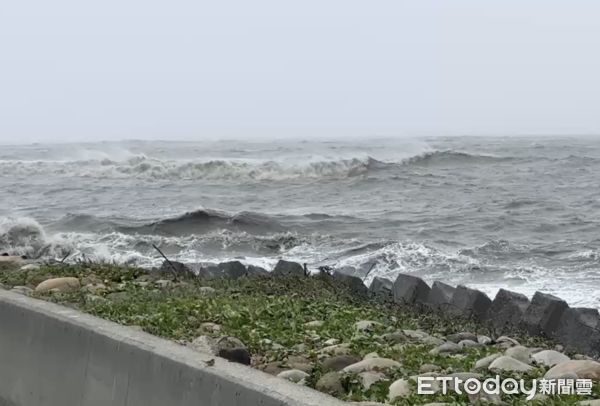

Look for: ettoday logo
[417,376,593,400]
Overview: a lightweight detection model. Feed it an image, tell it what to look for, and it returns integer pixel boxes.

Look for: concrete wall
[0,289,347,406]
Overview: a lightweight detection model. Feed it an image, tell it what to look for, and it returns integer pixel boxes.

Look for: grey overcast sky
[1,1,599,143]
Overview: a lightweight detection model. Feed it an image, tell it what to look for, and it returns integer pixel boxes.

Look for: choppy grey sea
[1,136,599,307]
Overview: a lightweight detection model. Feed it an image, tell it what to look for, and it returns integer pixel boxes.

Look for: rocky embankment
[1,255,600,404]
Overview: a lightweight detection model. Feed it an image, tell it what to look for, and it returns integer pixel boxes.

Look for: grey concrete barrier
[0,289,347,406]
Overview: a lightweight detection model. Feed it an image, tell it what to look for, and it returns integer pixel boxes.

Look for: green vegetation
[1,261,598,405]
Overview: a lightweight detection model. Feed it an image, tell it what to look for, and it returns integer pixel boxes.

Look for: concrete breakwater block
[369,277,393,299]
[331,271,368,297]
[554,307,600,357]
[448,285,492,322]
[392,274,430,305]
[488,289,530,333]
[521,292,568,337]
[426,281,456,311]
[273,260,305,277]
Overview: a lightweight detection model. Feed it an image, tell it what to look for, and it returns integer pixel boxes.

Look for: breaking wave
[402,150,510,166]
[0,155,390,181]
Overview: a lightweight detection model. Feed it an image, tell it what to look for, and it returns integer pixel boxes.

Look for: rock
[532,350,570,367]
[447,332,478,343]
[358,371,386,390]
[363,352,379,359]
[82,283,107,295]
[198,286,216,297]
[322,355,361,372]
[419,364,441,373]
[505,346,532,364]
[286,355,312,373]
[354,320,382,332]
[473,353,502,371]
[488,356,534,373]
[215,261,248,278]
[19,263,40,271]
[323,338,339,346]
[277,369,309,383]
[521,291,568,337]
[369,277,393,299]
[316,372,345,395]
[158,260,194,277]
[579,401,600,406]
[198,322,221,334]
[343,358,402,373]
[305,320,324,329]
[429,342,462,355]
[392,274,431,305]
[382,331,406,344]
[10,286,33,295]
[545,360,600,380]
[421,336,445,346]
[488,288,530,334]
[273,260,304,277]
[35,277,80,293]
[426,281,456,311]
[403,329,430,340]
[216,336,250,365]
[319,343,351,357]
[332,271,368,297]
[190,335,217,354]
[496,336,519,347]
[477,335,492,345]
[448,285,492,321]
[388,379,412,401]
[458,340,482,349]
[555,307,600,357]
[247,265,268,275]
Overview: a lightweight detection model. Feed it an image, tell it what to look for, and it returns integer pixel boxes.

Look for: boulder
[273,260,305,277]
[554,307,600,357]
[488,288,530,333]
[369,277,393,299]
[247,265,269,275]
[35,277,80,293]
[446,332,477,343]
[332,271,368,297]
[521,291,568,337]
[388,379,412,401]
[477,335,492,345]
[392,274,430,305]
[198,286,216,297]
[545,360,600,380]
[158,260,194,278]
[473,353,502,371]
[322,355,361,372]
[505,346,532,365]
[277,369,309,383]
[426,281,456,311]
[532,350,570,367]
[343,358,401,373]
[429,342,462,355]
[488,356,534,373]
[316,372,345,395]
[358,371,386,390]
[448,285,492,321]
[0,255,24,264]
[215,336,250,365]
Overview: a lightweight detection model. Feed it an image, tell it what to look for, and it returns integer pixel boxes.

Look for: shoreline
[1,256,600,404]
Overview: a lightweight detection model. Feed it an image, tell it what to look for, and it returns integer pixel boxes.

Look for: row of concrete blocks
[163,259,600,357]
[368,273,600,358]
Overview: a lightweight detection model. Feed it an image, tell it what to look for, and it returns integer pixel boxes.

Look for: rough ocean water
[1,136,599,307]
